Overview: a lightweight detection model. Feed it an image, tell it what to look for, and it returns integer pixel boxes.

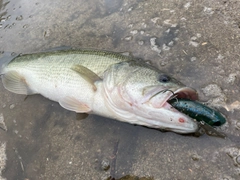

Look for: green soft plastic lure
[168,99,226,126]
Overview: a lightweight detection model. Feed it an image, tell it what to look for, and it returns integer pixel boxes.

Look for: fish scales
[6,50,130,77]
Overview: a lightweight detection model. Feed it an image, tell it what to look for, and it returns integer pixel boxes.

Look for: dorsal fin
[71,65,102,91]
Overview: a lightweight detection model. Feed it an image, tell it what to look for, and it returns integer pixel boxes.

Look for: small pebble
[44,29,51,38]
[101,159,110,171]
[168,41,174,46]
[226,149,239,158]
[138,40,144,45]
[191,36,197,40]
[141,22,147,28]
[191,57,197,62]
[174,37,179,41]
[151,17,160,24]
[6,15,11,20]
[189,41,199,47]
[159,61,167,66]
[236,121,240,129]
[16,15,23,21]
[184,2,191,9]
[162,44,170,51]
[226,73,237,84]
[130,30,138,35]
[196,33,202,38]
[203,7,214,15]
[165,29,170,33]
[9,104,15,109]
[128,7,133,12]
[223,177,230,180]
[124,36,132,41]
[0,113,7,131]
[23,24,29,28]
[191,153,201,161]
[128,24,133,28]
[236,156,240,165]
[150,37,161,54]
[217,54,224,60]
[191,154,200,161]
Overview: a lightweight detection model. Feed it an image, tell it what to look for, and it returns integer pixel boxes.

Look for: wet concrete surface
[0,0,240,179]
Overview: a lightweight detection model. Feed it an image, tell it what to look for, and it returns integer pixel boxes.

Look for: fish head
[103,61,198,134]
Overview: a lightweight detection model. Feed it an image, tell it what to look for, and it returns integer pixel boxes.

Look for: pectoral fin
[2,71,35,95]
[59,96,91,113]
[71,65,102,91]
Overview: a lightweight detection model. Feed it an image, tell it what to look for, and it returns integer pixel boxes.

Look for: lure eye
[158,74,171,83]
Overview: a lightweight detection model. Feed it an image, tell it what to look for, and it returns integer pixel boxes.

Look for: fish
[168,98,226,126]
[0,49,199,134]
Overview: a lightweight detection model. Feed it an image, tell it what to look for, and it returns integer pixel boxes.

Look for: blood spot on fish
[179,118,185,123]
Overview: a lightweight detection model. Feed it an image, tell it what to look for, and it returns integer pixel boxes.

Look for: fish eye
[158,74,171,83]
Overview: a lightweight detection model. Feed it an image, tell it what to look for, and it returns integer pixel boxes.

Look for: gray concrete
[0,0,240,179]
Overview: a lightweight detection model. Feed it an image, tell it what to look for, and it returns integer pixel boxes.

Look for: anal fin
[2,71,34,95]
[59,96,91,113]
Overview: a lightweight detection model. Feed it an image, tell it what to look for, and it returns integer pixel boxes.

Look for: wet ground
[0,0,240,179]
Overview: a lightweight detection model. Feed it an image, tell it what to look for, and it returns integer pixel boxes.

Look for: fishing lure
[168,98,226,126]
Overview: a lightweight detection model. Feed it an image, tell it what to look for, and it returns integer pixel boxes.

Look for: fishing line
[165,89,179,102]
[148,89,172,100]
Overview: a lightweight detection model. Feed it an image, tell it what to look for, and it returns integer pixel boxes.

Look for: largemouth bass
[0,49,199,134]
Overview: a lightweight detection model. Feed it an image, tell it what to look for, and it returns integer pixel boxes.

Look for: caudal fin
[2,71,35,95]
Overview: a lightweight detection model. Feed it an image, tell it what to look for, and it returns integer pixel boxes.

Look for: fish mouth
[163,87,199,133]
[137,86,199,133]
[144,86,198,108]
[171,87,198,101]
[163,87,198,108]
[146,86,199,133]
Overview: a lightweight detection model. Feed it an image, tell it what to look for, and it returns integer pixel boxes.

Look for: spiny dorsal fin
[71,65,102,91]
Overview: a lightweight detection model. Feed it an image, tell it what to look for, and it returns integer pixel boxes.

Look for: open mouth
[171,87,198,101]
[144,86,198,109]
[164,87,198,116]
